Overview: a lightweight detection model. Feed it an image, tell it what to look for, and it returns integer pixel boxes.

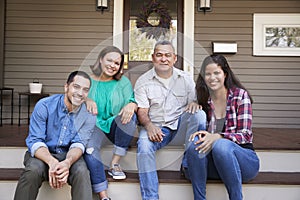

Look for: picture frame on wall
[253,13,300,56]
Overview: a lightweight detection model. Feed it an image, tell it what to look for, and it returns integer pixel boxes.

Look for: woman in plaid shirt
[183,54,260,200]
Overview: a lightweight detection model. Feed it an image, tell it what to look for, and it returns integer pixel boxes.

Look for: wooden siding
[194,0,300,128]
[2,0,300,128]
[0,0,4,87]
[4,0,114,94]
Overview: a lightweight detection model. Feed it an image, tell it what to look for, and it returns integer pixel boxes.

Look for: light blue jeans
[184,138,260,200]
[137,110,206,200]
[84,114,137,193]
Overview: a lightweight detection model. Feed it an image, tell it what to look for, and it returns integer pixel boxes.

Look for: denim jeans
[137,110,206,200]
[84,114,137,193]
[184,138,260,200]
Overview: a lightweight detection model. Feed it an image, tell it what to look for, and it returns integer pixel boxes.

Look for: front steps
[1,146,300,200]
[0,126,300,199]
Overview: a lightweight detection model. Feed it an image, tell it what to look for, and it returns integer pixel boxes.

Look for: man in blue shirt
[14,71,96,200]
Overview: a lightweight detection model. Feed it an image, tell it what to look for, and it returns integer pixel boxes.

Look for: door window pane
[129,0,178,61]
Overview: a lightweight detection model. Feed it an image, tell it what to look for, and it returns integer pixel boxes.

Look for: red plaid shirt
[207,87,253,144]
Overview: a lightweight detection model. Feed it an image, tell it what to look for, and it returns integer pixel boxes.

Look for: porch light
[198,0,212,13]
[96,0,109,13]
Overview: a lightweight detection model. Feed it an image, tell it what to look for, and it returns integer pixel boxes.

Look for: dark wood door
[123,0,183,85]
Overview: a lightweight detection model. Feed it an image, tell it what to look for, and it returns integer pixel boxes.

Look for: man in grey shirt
[134,41,206,200]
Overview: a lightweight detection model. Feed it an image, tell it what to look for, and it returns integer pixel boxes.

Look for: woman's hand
[185,102,201,114]
[119,102,137,124]
[189,131,222,154]
[85,98,98,115]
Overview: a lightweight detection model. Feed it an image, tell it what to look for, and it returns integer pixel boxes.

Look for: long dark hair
[90,46,124,80]
[196,54,253,115]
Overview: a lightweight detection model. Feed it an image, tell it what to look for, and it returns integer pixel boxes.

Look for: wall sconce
[212,42,237,54]
[198,0,212,13]
[96,0,109,13]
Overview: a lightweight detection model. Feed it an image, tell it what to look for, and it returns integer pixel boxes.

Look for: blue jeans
[84,114,137,193]
[184,138,260,200]
[137,110,206,200]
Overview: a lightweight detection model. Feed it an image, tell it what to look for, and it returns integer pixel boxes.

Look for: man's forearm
[65,147,83,168]
[34,146,57,165]
[137,108,152,128]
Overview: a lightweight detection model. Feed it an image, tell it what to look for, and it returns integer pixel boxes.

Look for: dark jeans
[14,151,93,200]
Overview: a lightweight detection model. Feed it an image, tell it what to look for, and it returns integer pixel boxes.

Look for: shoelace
[112,164,122,172]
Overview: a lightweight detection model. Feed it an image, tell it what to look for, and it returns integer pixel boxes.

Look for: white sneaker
[108,164,126,180]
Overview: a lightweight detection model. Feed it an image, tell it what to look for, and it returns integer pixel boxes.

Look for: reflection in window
[129,0,178,61]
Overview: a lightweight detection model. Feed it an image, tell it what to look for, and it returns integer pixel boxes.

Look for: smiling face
[64,75,90,111]
[204,63,226,92]
[99,52,122,81]
[152,44,177,77]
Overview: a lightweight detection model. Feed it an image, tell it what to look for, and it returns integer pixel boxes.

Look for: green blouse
[88,76,135,133]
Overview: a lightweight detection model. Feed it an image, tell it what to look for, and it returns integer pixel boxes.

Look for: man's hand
[48,158,61,189]
[49,160,71,189]
[145,123,165,142]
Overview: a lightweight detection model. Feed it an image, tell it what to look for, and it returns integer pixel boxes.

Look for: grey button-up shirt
[134,67,196,130]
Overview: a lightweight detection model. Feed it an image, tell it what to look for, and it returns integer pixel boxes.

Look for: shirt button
[60,141,63,145]
[63,126,67,130]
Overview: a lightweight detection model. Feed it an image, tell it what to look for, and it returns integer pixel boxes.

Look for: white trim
[113,0,124,50]
[183,0,194,75]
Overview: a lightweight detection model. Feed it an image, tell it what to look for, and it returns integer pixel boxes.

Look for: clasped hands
[48,159,71,189]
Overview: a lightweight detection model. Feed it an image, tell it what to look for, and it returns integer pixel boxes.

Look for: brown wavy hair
[90,46,124,80]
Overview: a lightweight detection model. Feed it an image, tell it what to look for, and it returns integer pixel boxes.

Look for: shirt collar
[149,66,183,80]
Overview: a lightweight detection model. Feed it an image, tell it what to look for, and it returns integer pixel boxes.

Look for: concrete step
[1,146,300,172]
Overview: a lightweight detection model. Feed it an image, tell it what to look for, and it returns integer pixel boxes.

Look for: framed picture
[253,13,300,56]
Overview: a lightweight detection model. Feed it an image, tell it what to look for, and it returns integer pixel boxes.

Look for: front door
[123,0,183,85]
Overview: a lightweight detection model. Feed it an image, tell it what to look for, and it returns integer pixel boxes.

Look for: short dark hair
[153,40,175,53]
[66,71,91,85]
[90,46,124,80]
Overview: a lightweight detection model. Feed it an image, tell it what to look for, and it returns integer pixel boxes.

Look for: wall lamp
[198,0,212,13]
[96,0,109,13]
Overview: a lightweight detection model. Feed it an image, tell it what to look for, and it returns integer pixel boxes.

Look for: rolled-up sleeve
[69,142,85,154]
[26,99,49,157]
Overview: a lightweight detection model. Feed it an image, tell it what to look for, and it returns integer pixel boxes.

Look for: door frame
[113,0,195,75]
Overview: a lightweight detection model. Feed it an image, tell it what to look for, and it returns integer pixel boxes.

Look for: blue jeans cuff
[92,180,108,193]
[113,145,127,156]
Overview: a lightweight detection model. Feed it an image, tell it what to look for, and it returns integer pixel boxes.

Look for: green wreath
[136,0,172,40]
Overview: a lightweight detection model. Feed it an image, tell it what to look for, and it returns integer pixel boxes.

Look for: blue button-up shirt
[26,94,96,157]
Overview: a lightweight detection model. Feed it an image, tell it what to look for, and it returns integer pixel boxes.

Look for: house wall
[2,0,300,128]
[194,0,300,128]
[4,0,114,94]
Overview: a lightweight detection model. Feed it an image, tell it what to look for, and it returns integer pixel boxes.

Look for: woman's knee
[212,139,235,157]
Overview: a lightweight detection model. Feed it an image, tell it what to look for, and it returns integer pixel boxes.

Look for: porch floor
[0,125,299,150]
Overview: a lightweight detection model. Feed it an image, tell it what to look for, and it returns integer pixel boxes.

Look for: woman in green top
[84,46,137,200]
